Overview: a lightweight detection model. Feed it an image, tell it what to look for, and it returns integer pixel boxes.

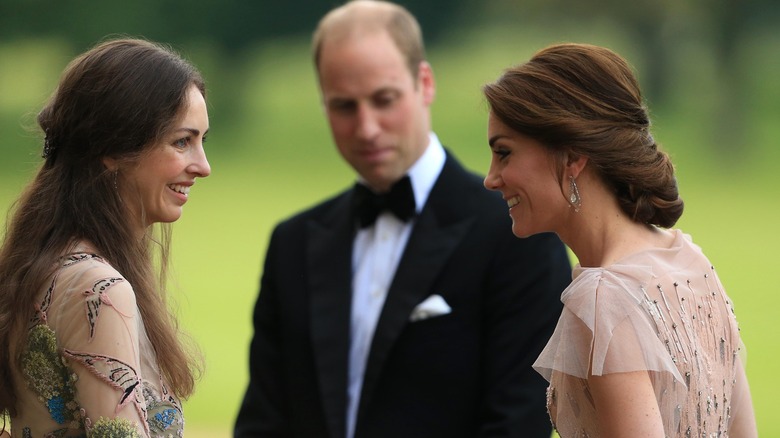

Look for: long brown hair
[484,43,683,227]
[0,38,204,417]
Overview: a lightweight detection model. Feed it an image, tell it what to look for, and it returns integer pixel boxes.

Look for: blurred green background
[1,0,778,436]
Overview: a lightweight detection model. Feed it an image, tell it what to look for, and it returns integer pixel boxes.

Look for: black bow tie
[353,176,416,228]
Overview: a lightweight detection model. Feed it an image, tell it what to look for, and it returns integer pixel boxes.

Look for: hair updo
[483,43,683,228]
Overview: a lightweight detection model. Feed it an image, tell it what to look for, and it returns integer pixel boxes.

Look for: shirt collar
[406,132,446,213]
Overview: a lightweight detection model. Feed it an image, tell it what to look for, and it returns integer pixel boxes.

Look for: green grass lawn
[2,26,778,436]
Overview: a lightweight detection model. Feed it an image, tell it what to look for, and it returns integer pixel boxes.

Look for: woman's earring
[113,171,118,190]
[568,175,581,212]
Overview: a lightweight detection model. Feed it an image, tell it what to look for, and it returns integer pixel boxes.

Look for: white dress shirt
[346,133,446,438]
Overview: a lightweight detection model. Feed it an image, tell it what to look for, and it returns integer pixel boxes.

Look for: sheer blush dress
[533,230,752,437]
[10,244,184,437]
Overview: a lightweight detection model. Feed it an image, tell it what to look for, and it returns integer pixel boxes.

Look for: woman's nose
[190,146,211,178]
[483,166,501,191]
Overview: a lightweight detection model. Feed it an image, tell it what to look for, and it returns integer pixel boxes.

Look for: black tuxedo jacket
[235,152,571,438]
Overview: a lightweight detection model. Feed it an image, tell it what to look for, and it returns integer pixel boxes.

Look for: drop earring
[568,175,581,212]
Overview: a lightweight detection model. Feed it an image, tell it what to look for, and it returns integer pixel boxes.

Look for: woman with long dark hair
[0,38,210,436]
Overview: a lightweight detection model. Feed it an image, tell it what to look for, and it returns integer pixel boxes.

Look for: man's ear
[418,61,436,105]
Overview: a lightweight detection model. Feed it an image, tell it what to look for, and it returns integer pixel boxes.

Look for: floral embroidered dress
[533,230,753,437]
[10,244,184,437]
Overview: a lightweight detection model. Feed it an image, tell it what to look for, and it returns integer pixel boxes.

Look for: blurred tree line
[0,0,463,52]
[3,0,777,100]
[1,0,778,157]
[478,0,779,157]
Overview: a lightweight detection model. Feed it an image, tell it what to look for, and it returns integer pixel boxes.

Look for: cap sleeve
[47,258,150,436]
[533,265,685,384]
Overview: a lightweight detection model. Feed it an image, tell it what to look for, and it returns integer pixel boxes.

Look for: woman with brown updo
[482,43,757,436]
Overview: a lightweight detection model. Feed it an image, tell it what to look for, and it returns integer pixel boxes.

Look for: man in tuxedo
[234,1,571,437]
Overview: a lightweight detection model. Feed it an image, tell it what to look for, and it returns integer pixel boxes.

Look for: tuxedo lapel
[307,193,355,438]
[356,154,477,425]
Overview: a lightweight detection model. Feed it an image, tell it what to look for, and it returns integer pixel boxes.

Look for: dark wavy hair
[484,43,683,227]
[0,37,204,418]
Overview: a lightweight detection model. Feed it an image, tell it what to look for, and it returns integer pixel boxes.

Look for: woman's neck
[560,193,672,268]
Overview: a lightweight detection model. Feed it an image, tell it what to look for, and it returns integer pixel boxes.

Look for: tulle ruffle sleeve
[533,263,685,385]
[532,230,749,437]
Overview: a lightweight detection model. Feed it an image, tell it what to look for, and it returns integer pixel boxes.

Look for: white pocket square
[409,294,451,322]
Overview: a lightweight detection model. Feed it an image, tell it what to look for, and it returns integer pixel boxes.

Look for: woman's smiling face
[483,112,567,237]
[121,84,211,231]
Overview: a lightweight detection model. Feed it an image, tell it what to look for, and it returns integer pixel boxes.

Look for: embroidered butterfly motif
[83,277,125,339]
[30,277,56,328]
[63,252,101,267]
[30,253,104,328]
[63,351,145,417]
